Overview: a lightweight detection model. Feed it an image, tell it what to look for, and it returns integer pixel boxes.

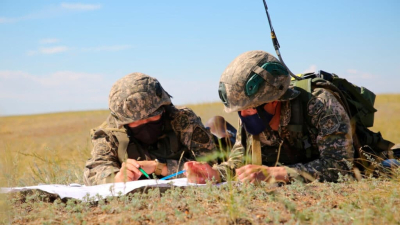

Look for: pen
[160,170,186,180]
[139,167,151,179]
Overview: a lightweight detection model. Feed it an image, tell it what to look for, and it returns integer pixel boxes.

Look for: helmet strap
[245,62,287,97]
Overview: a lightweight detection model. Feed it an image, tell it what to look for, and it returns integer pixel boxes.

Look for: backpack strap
[290,78,315,159]
[251,134,262,165]
[114,131,129,163]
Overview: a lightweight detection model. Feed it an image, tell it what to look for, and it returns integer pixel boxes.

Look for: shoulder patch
[307,97,325,116]
[178,114,189,130]
[192,127,210,144]
[319,114,340,136]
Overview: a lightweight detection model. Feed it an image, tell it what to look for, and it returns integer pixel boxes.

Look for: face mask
[129,118,164,145]
[238,110,274,135]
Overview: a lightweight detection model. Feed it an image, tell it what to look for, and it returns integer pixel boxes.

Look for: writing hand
[115,159,156,182]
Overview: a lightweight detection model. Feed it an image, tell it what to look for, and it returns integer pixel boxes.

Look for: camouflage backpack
[291,70,395,175]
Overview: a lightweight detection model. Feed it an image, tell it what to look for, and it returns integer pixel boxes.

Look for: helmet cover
[218,50,299,113]
[109,72,172,127]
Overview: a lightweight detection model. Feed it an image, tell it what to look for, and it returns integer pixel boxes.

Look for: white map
[0,178,209,201]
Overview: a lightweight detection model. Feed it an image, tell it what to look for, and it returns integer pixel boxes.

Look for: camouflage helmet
[109,72,172,127]
[218,50,300,113]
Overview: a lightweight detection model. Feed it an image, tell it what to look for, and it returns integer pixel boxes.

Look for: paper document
[0,178,204,201]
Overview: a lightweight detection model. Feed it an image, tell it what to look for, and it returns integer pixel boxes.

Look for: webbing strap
[251,66,279,88]
[115,131,129,163]
[288,95,304,130]
[287,124,302,132]
[251,134,262,165]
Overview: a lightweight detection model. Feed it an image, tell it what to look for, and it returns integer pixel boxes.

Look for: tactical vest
[91,106,190,164]
[240,94,320,167]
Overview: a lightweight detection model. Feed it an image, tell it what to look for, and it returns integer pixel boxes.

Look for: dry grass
[0,111,108,187]
[1,97,400,224]
[370,94,400,143]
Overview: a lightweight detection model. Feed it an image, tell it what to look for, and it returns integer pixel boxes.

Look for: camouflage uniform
[215,51,354,182]
[83,73,216,186]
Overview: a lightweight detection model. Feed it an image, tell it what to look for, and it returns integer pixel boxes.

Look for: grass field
[1,96,400,224]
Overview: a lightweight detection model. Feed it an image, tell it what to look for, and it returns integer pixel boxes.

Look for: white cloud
[82,45,133,52]
[0,71,30,79]
[27,44,132,56]
[0,70,111,115]
[39,71,102,86]
[0,10,50,24]
[0,71,113,116]
[61,3,102,11]
[345,69,373,79]
[27,44,133,56]
[340,69,383,93]
[346,69,358,74]
[303,65,317,73]
[0,3,101,24]
[40,46,68,54]
[27,46,69,56]
[40,38,60,44]
[0,70,103,86]
[0,17,20,24]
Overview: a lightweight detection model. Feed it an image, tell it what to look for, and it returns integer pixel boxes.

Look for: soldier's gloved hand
[184,161,220,184]
[236,165,289,184]
[114,159,156,182]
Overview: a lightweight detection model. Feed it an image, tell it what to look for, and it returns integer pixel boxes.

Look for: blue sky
[0,1,399,116]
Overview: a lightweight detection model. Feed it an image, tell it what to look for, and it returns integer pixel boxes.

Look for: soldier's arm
[83,130,121,186]
[287,88,354,182]
[168,108,217,175]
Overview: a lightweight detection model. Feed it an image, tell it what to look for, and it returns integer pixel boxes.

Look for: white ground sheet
[0,178,208,201]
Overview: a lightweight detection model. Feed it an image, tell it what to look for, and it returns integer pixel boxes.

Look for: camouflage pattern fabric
[219,51,299,113]
[218,87,354,182]
[83,106,216,185]
[108,72,172,128]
